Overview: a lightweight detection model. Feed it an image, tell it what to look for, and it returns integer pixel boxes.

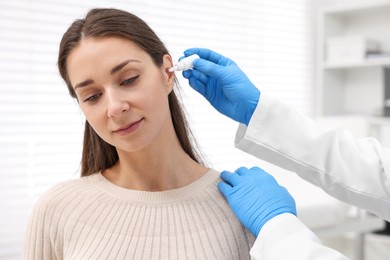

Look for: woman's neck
[103,136,208,191]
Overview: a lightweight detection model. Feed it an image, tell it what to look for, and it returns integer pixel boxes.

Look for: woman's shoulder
[191,168,223,199]
[31,174,98,215]
[40,175,88,197]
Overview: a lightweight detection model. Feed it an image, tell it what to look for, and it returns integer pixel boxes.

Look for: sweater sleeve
[235,93,390,221]
[23,189,63,260]
[250,213,349,260]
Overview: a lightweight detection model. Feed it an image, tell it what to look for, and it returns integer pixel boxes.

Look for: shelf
[316,1,390,118]
[324,58,390,69]
[367,116,390,125]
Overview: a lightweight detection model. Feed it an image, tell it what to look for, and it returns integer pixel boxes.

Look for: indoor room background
[1,0,389,259]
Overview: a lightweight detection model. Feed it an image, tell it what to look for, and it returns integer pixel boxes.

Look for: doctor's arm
[219,167,349,260]
[182,48,390,221]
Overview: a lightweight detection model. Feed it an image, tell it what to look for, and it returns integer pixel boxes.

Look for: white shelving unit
[316,3,390,259]
[316,0,390,124]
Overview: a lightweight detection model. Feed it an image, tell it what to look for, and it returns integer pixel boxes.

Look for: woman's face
[67,36,174,152]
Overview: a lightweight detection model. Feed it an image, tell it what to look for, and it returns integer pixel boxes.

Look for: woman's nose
[106,90,129,118]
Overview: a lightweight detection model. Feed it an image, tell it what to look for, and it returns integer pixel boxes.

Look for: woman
[23,8,255,259]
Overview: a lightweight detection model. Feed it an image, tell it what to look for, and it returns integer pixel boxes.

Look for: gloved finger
[178,55,185,61]
[220,171,241,186]
[183,71,207,95]
[250,166,269,178]
[182,70,208,86]
[250,166,265,172]
[190,70,208,85]
[234,166,251,176]
[182,69,192,79]
[217,181,233,197]
[250,166,278,182]
[192,58,224,79]
[184,48,228,64]
[188,76,207,95]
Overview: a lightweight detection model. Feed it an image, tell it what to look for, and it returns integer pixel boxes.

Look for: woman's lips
[113,118,143,136]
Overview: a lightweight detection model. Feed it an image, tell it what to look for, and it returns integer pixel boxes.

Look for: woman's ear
[162,54,175,93]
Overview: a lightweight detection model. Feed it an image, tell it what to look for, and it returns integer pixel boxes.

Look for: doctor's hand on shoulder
[218,167,350,260]
[218,166,296,236]
[182,48,260,126]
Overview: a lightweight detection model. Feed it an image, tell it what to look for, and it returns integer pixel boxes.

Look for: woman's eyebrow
[110,59,140,75]
[74,59,141,90]
[74,79,94,90]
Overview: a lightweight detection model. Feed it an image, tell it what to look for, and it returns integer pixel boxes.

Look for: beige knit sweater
[23,169,255,259]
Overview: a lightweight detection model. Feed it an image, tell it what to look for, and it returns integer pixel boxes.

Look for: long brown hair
[58,8,205,176]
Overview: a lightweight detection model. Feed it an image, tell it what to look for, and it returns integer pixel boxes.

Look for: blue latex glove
[181,48,260,125]
[218,166,296,237]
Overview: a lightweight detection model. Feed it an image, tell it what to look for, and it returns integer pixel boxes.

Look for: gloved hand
[181,48,260,126]
[218,166,296,237]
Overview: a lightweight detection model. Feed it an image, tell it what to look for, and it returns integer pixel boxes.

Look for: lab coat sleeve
[250,213,349,260]
[235,93,390,221]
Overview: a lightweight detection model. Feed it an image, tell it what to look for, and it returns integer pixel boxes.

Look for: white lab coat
[250,213,348,259]
[234,93,390,259]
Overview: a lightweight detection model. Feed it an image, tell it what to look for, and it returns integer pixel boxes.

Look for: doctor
[181,48,390,259]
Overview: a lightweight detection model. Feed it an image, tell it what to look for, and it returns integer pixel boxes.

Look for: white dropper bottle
[169,54,200,72]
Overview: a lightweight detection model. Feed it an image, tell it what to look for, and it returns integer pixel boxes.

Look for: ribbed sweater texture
[24,169,255,259]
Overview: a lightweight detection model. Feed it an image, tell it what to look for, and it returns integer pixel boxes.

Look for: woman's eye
[84,93,102,103]
[120,75,139,86]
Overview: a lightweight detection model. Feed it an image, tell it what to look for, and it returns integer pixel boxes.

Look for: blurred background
[1,0,390,259]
